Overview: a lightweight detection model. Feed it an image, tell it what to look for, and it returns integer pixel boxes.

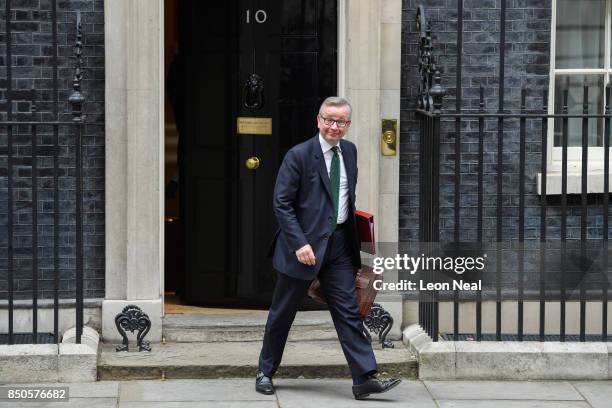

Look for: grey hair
[318,96,352,119]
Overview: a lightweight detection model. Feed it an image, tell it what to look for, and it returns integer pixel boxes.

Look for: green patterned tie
[330,146,340,232]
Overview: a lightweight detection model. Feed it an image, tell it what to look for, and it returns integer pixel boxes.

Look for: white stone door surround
[102,0,402,341]
[102,0,165,341]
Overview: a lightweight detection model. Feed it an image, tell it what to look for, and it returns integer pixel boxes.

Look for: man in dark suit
[256,97,401,399]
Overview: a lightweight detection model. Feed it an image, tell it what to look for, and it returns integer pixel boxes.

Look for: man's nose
[330,121,339,129]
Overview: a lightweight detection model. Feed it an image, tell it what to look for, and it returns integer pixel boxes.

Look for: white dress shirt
[319,133,349,225]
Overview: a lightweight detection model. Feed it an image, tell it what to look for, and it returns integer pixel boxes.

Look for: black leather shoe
[352,376,402,400]
[255,370,275,395]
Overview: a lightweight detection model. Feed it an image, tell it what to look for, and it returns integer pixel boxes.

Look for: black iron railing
[1,4,86,344]
[416,4,611,342]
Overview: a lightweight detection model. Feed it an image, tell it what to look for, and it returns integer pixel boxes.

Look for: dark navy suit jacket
[269,134,361,280]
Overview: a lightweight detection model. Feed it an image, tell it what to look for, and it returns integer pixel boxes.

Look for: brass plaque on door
[237,117,272,135]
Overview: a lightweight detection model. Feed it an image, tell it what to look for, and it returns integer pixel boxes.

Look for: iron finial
[69,11,84,122]
[430,70,446,112]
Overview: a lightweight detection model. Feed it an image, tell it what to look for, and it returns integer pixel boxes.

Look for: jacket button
[323,233,329,238]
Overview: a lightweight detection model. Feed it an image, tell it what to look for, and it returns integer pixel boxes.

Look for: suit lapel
[340,139,356,198]
[313,136,333,201]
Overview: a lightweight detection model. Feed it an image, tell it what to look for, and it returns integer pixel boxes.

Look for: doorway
[164,0,338,307]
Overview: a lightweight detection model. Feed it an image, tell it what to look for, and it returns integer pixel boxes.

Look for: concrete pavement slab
[119,379,276,402]
[0,378,608,408]
[119,402,277,408]
[0,381,120,398]
[274,379,435,408]
[424,380,584,401]
[436,401,592,408]
[0,398,118,408]
[571,381,612,408]
[61,381,120,398]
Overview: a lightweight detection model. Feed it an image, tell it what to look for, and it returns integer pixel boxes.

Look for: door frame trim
[103,0,164,341]
[338,0,347,98]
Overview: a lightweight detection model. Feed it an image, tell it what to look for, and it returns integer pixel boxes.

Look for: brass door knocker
[244,73,264,110]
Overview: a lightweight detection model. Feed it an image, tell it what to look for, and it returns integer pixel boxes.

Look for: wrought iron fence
[416,4,611,342]
[1,4,85,344]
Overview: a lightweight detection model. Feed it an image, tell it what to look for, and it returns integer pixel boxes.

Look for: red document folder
[355,210,375,255]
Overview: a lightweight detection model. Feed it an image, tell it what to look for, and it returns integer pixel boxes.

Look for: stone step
[97,340,417,380]
[162,311,339,343]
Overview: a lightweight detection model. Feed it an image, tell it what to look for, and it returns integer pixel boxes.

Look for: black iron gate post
[416,5,445,340]
[68,11,85,345]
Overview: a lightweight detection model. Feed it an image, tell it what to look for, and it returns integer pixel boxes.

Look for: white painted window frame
[542,0,612,193]
[549,0,612,171]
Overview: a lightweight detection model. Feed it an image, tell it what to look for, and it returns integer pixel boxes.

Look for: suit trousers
[258,226,378,381]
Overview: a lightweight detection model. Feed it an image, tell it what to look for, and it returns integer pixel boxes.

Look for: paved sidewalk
[0,378,611,407]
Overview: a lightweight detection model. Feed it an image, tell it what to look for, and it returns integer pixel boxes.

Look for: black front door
[179,0,337,306]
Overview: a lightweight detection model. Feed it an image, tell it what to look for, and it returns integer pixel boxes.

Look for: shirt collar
[318,133,341,154]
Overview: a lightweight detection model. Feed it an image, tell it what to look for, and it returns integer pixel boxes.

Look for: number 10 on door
[245,9,267,24]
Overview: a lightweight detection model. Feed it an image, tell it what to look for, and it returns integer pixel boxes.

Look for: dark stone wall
[0,0,105,300]
[401,0,612,244]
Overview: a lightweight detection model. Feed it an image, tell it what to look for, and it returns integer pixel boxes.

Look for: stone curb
[0,326,99,384]
[60,326,100,382]
[403,323,611,380]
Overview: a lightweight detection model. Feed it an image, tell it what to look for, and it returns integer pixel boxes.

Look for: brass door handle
[383,130,396,145]
[245,156,260,170]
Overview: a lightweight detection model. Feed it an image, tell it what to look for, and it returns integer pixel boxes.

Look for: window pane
[553,75,604,147]
[555,0,605,69]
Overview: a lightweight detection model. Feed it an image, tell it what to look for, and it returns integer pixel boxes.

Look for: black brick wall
[400,0,612,244]
[0,0,104,300]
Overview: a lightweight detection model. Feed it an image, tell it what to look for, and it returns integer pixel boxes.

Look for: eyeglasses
[319,115,351,128]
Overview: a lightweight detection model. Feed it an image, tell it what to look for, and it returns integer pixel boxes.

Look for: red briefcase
[307,210,379,319]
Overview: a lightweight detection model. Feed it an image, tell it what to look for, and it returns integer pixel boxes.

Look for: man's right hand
[295,244,316,266]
